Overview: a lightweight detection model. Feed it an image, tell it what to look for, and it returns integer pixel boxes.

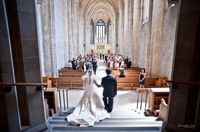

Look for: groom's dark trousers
[101,75,117,113]
[103,97,113,112]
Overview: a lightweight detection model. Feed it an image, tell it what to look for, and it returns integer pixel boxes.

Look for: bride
[66,68,110,127]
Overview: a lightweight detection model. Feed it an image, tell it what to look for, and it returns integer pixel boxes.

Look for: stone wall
[38,0,180,79]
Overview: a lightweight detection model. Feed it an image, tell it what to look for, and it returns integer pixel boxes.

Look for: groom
[101,68,117,113]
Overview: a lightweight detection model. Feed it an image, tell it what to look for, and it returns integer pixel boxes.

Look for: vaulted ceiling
[79,0,123,25]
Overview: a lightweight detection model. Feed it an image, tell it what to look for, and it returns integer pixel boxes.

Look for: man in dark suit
[91,58,98,74]
[101,68,117,113]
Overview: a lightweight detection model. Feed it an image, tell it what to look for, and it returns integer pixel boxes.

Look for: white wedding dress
[66,70,110,127]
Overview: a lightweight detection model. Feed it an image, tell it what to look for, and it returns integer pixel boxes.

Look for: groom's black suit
[101,75,117,113]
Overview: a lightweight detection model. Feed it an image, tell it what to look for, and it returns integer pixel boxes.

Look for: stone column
[159,1,179,78]
[118,6,124,54]
[41,0,53,76]
[67,0,73,58]
[132,0,141,66]
[127,0,133,58]
[49,0,57,76]
[149,0,165,76]
[35,2,45,76]
[63,0,69,61]
[124,0,129,57]
[78,8,84,55]
[145,0,154,76]
[72,0,78,57]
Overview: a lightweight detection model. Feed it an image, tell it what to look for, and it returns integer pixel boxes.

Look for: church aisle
[67,59,142,111]
[46,60,163,132]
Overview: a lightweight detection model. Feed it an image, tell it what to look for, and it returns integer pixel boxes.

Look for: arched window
[107,20,112,44]
[96,19,105,44]
[90,20,94,44]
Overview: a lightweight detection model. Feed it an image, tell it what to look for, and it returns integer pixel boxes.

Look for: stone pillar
[78,8,84,55]
[35,2,45,76]
[0,0,20,131]
[0,0,46,131]
[41,0,53,76]
[49,0,58,76]
[123,0,129,57]
[63,0,69,61]
[166,0,200,131]
[145,0,154,76]
[132,0,141,66]
[54,0,65,71]
[118,6,124,54]
[149,0,165,76]
[159,1,179,78]
[67,0,73,58]
[72,0,79,57]
[127,0,133,58]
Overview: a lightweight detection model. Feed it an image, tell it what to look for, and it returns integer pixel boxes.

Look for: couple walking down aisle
[66,68,117,127]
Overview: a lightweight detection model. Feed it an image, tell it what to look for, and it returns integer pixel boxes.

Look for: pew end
[158,98,168,122]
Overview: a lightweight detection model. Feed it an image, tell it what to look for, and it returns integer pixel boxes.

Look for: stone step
[47,108,162,132]
[48,120,162,126]
[51,116,157,121]
[50,125,161,132]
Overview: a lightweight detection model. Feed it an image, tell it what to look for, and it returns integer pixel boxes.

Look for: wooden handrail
[0,83,48,87]
[0,83,48,92]
[166,80,200,86]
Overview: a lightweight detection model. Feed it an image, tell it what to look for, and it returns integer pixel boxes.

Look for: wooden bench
[112,69,140,76]
[155,77,168,87]
[59,74,83,77]
[42,76,58,88]
[48,77,58,87]
[148,87,169,116]
[59,67,82,73]
[112,68,142,90]
[145,77,158,88]
[59,67,83,78]
[57,77,83,89]
[116,76,139,90]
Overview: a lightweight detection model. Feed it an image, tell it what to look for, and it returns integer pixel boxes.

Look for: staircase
[46,107,163,132]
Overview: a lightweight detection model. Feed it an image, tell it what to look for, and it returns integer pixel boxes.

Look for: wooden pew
[48,77,58,87]
[57,77,83,89]
[155,77,168,87]
[148,87,169,116]
[59,67,83,78]
[42,76,53,88]
[116,76,139,90]
[59,74,83,77]
[113,68,141,90]
[145,77,158,88]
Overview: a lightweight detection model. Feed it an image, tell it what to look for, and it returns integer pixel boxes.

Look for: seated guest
[65,60,72,68]
[127,58,132,68]
[71,58,76,70]
[118,66,125,78]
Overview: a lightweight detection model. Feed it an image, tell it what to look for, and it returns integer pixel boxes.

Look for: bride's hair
[88,69,93,76]
[87,69,94,84]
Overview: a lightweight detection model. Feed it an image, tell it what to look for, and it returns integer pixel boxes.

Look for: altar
[89,44,111,54]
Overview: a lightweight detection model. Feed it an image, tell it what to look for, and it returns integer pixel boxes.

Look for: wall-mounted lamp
[167,0,179,8]
[116,43,118,47]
